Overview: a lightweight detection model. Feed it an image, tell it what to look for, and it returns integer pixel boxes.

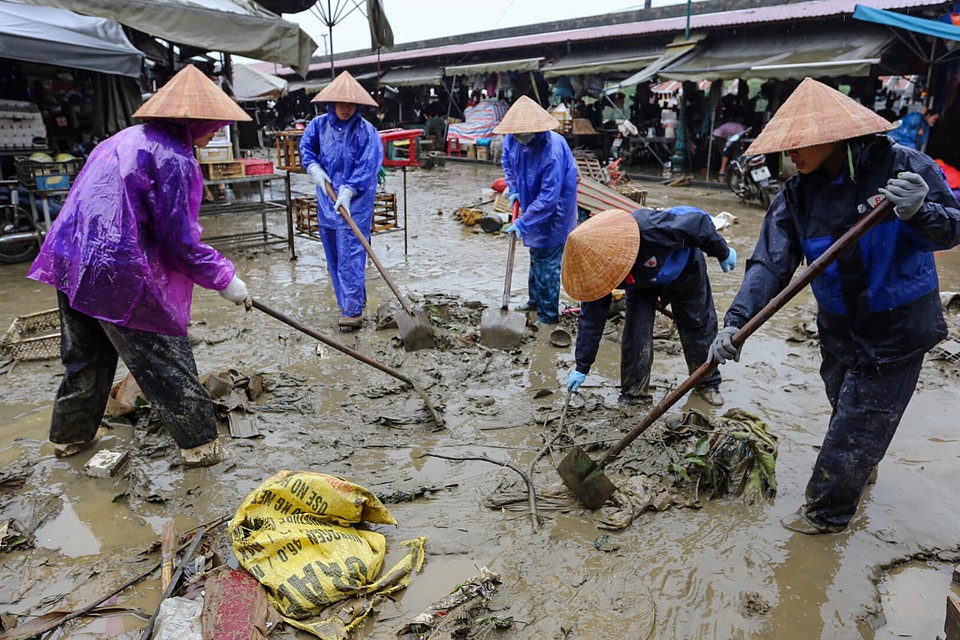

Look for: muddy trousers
[803,351,924,529]
[526,244,564,324]
[620,253,721,399]
[318,221,370,318]
[50,291,218,450]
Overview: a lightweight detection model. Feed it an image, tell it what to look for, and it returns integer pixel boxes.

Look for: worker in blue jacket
[300,71,383,332]
[708,78,960,534]
[562,207,736,407]
[494,95,578,325]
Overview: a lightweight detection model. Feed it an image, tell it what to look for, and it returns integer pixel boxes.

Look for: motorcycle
[723,129,777,209]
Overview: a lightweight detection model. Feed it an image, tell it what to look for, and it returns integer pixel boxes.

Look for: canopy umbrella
[0,1,142,77]
[233,63,288,102]
[15,0,317,76]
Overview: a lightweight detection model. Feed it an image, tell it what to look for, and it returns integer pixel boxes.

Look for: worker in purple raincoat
[299,71,383,332]
[27,65,252,468]
[495,96,578,325]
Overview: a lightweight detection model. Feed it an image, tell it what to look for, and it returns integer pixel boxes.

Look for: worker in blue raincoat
[562,207,736,407]
[494,96,578,325]
[300,71,383,332]
[708,78,960,534]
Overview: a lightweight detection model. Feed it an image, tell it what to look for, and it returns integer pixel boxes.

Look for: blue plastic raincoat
[299,106,383,229]
[28,121,236,336]
[501,131,578,249]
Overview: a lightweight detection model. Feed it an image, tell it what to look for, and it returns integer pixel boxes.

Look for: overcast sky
[280,0,693,58]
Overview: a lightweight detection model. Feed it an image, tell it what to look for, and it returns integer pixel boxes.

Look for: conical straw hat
[134,64,250,121]
[312,71,378,106]
[745,77,893,155]
[493,95,560,135]
[561,209,640,302]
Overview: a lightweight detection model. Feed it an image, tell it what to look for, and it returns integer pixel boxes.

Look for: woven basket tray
[1,309,60,361]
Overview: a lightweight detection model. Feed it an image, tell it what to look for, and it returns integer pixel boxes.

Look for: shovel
[559,199,894,509]
[323,182,434,351]
[480,201,527,349]
[252,299,443,428]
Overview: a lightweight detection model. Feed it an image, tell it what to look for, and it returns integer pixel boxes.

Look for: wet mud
[1,162,959,639]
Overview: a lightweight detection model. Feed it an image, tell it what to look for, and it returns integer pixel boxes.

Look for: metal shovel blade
[479,307,526,349]
[396,308,435,351]
[557,445,618,510]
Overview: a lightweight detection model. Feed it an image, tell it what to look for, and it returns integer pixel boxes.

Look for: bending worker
[495,95,578,325]
[300,71,383,332]
[27,65,252,468]
[707,78,960,534]
[563,207,736,406]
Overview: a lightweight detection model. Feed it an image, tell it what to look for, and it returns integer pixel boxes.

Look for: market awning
[15,0,317,76]
[0,2,142,77]
[659,25,894,81]
[604,35,702,93]
[233,63,287,102]
[542,48,661,78]
[444,57,543,76]
[380,65,443,87]
[853,4,960,42]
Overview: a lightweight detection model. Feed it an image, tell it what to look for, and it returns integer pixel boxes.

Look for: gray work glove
[307,163,330,188]
[708,326,740,364]
[878,171,928,221]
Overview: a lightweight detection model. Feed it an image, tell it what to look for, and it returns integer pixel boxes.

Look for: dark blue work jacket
[575,207,730,373]
[725,135,960,367]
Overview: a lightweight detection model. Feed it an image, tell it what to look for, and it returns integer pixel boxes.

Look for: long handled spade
[558,199,894,509]
[252,299,443,428]
[323,182,435,351]
[480,200,527,349]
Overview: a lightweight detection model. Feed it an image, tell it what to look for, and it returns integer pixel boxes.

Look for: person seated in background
[887,105,939,151]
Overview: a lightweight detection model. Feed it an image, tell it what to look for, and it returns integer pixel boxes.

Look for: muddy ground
[1,160,959,639]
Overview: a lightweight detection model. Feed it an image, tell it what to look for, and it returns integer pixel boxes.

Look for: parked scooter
[724,129,777,209]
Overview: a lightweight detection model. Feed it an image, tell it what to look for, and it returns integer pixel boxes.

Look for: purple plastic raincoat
[28,121,236,336]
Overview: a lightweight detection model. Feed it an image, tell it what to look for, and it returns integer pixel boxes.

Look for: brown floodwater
[0,161,958,639]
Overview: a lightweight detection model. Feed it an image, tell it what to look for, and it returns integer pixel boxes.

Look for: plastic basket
[240,158,275,176]
[14,156,84,190]
[1,309,60,361]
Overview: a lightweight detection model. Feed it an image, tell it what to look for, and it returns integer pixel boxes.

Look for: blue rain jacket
[501,131,578,249]
[575,206,730,373]
[299,106,383,229]
[886,111,927,150]
[725,134,960,367]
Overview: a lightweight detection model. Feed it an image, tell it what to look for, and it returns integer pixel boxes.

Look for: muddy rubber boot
[513,302,536,312]
[696,387,724,406]
[53,427,107,458]
[618,392,653,406]
[338,315,362,332]
[780,509,846,535]
[180,439,231,469]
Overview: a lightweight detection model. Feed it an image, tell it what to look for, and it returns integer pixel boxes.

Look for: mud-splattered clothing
[300,106,383,318]
[502,131,578,324]
[724,134,960,529]
[575,207,731,397]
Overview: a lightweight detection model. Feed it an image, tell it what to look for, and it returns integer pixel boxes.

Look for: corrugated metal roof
[266,0,940,76]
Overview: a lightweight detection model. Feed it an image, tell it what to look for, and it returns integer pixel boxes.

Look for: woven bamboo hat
[312,71,378,107]
[561,209,640,302]
[745,77,894,155]
[134,64,250,121]
[493,95,560,135]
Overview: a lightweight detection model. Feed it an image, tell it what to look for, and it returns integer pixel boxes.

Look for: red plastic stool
[446,137,463,156]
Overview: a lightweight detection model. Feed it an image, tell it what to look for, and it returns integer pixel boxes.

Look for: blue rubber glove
[334,185,354,215]
[719,247,737,272]
[567,370,586,391]
[506,223,522,239]
[508,192,519,207]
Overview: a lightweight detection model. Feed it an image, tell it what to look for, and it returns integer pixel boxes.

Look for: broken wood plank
[947,595,960,640]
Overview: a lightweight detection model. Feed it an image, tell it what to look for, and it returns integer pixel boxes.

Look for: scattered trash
[152,596,202,640]
[0,519,28,553]
[200,567,282,640]
[712,211,738,231]
[931,336,960,365]
[230,470,426,636]
[397,567,504,639]
[549,327,572,347]
[455,207,483,226]
[941,291,960,313]
[106,372,148,417]
[83,449,128,478]
[738,591,771,618]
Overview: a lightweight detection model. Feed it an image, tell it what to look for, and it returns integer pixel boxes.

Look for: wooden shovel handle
[599,198,894,467]
[501,200,521,309]
[323,181,414,316]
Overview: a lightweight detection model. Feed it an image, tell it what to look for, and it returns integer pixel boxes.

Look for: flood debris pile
[397,567,508,639]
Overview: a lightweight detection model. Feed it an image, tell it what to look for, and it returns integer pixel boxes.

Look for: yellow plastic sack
[229,470,424,630]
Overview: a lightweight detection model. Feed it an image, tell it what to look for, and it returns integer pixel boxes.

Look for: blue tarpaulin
[853,4,960,42]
